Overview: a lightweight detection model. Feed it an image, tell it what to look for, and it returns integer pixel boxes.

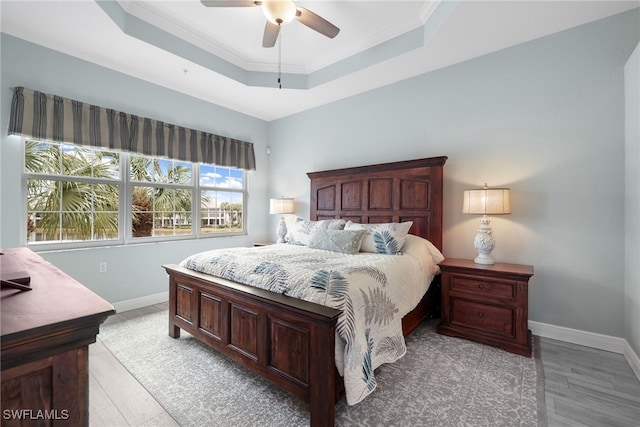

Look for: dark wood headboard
[307,156,447,251]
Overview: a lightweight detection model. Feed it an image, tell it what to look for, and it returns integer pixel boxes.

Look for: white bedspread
[180,241,440,405]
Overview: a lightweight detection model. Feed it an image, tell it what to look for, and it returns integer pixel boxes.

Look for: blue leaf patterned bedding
[180,241,441,405]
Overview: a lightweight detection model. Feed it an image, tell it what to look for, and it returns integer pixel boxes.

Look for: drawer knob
[477,312,484,318]
[478,283,485,290]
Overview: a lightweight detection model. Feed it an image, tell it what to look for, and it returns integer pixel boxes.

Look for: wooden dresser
[1,247,114,426]
[437,258,534,357]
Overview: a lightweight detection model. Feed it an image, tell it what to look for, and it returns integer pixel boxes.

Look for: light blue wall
[2,9,639,343]
[268,9,640,337]
[0,34,271,304]
[625,41,640,357]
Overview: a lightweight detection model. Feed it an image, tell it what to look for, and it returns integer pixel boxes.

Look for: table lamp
[462,184,511,265]
[269,197,295,243]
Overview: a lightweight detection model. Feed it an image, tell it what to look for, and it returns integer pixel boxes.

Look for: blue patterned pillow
[344,221,413,255]
[308,229,366,254]
[285,217,346,246]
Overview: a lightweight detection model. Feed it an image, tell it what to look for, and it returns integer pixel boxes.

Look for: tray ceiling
[1,1,638,121]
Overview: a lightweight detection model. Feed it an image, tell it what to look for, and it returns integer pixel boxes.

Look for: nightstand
[437,258,534,357]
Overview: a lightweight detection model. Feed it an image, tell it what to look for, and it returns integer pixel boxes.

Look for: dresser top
[439,258,534,277]
[1,247,115,341]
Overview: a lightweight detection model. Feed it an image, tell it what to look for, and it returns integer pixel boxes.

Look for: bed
[163,156,447,427]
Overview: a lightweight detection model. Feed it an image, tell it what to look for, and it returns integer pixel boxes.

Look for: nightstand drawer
[451,299,514,336]
[438,258,533,356]
[449,274,516,300]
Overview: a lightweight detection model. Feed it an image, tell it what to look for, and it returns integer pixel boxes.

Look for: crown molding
[117,0,439,75]
[118,0,252,70]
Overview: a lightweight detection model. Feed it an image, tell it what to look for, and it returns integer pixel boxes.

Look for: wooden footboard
[164,264,440,427]
[163,264,341,427]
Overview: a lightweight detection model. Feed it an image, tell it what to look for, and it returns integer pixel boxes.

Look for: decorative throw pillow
[285,217,346,246]
[308,229,367,254]
[344,221,413,255]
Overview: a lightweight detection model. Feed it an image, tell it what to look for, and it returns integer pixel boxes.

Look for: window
[25,141,121,244]
[200,165,244,234]
[130,155,194,238]
[24,140,246,248]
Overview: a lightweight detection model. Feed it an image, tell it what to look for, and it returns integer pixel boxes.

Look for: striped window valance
[8,87,256,171]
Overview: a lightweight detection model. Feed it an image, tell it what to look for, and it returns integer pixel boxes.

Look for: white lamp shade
[269,198,295,215]
[462,187,511,215]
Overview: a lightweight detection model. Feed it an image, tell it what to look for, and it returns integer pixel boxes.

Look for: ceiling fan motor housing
[262,0,297,25]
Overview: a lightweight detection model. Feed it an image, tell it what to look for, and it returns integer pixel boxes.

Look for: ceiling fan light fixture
[262,0,297,25]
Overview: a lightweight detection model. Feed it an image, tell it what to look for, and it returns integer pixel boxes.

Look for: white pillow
[344,221,413,255]
[399,234,444,276]
[308,229,366,254]
[285,217,346,246]
[401,234,444,263]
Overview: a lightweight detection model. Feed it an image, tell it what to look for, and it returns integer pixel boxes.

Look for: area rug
[98,311,547,427]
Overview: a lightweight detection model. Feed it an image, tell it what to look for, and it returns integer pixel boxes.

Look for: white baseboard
[529,320,626,352]
[112,292,169,313]
[529,320,640,381]
[625,340,640,380]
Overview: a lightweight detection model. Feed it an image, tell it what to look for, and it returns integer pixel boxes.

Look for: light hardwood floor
[540,337,640,426]
[90,304,640,427]
[90,303,178,427]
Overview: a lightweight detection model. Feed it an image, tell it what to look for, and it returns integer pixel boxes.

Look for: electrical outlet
[99,262,107,273]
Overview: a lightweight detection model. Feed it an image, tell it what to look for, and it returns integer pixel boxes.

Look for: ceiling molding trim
[116,0,307,75]
[117,0,440,76]
[419,0,442,24]
[96,0,252,85]
[117,0,252,71]
[302,4,431,74]
[96,0,458,91]
[422,0,459,43]
[306,1,458,89]
[307,26,426,89]
[244,60,309,74]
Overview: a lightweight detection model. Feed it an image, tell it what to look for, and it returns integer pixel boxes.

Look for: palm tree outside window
[24,140,246,249]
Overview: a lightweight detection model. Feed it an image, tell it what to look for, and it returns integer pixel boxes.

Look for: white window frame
[22,140,247,250]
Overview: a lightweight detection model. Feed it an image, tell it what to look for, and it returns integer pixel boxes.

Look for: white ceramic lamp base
[473,216,495,265]
[276,216,288,243]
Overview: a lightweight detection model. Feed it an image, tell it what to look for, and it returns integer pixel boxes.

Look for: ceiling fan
[201,0,340,48]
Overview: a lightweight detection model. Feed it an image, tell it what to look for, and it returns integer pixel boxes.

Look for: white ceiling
[1,1,638,121]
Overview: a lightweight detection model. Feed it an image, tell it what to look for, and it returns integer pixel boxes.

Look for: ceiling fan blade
[262,21,280,48]
[295,7,340,39]
[200,0,260,7]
